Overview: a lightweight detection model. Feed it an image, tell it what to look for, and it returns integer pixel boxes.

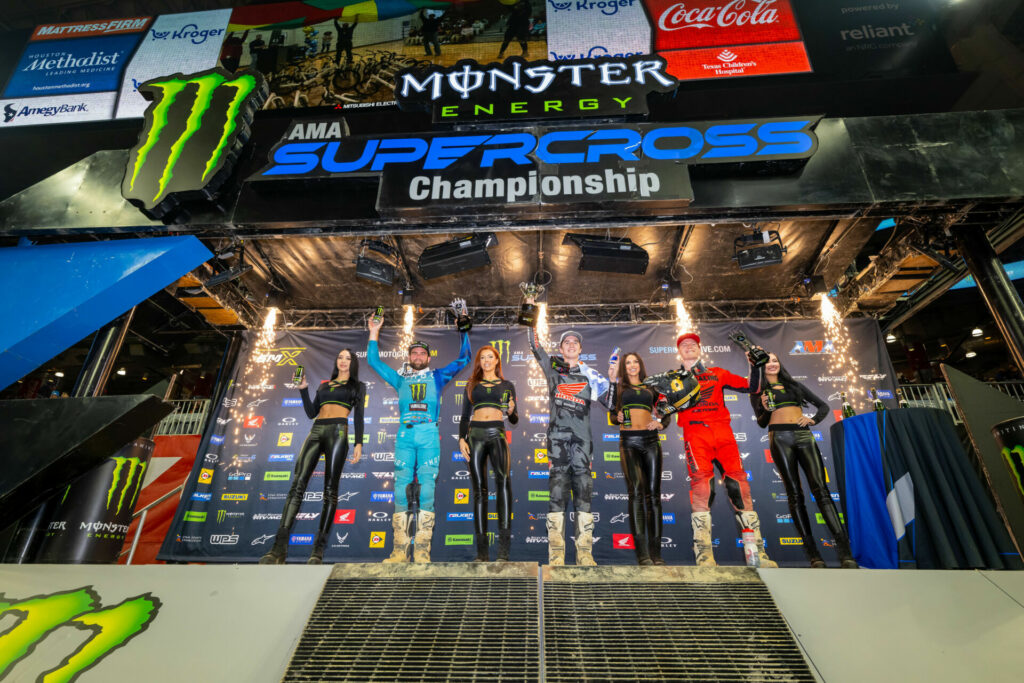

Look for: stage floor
[0,564,1021,682]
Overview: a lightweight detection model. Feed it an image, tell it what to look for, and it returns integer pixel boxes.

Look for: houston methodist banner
[159,319,895,566]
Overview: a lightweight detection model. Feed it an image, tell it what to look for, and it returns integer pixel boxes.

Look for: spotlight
[663,278,683,299]
[562,233,649,275]
[886,333,896,343]
[417,233,497,280]
[54,371,64,378]
[356,240,397,286]
[116,368,127,376]
[972,327,982,337]
[205,264,253,287]
[965,351,977,358]
[733,228,786,270]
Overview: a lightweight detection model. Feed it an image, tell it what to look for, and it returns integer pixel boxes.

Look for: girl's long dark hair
[329,348,360,386]
[753,353,804,408]
[615,352,651,413]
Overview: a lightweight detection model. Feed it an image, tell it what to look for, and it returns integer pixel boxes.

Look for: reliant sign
[252,115,820,217]
[394,55,678,123]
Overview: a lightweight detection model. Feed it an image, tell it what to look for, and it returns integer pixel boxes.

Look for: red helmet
[676,333,701,348]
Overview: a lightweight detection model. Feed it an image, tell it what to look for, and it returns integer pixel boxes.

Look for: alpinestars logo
[122,68,267,220]
[555,382,588,405]
[0,587,160,683]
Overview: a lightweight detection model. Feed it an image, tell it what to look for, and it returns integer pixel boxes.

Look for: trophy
[728,328,769,367]
[450,298,472,332]
[518,282,545,326]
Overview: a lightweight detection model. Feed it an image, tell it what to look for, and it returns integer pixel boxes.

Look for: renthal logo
[123,69,264,211]
[790,340,835,355]
[488,339,512,364]
[105,456,147,515]
[252,347,306,366]
[658,0,781,31]
[0,587,160,682]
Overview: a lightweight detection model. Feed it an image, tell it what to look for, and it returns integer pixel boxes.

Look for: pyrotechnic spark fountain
[673,298,698,364]
[525,303,550,410]
[227,307,281,459]
[820,296,864,411]
[400,304,415,353]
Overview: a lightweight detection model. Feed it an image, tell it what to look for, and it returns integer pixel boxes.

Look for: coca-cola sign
[644,0,803,51]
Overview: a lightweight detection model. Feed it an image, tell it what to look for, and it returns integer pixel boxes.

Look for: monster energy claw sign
[0,587,161,683]
[36,439,155,564]
[121,67,268,222]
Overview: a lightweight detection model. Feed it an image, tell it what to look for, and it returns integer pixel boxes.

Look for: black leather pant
[281,418,349,548]
[468,422,512,537]
[769,425,848,559]
[620,431,663,562]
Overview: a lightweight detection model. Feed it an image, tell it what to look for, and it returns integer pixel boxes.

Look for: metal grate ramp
[282,563,539,682]
[542,566,815,682]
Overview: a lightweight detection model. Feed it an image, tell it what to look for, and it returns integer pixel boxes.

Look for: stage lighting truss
[733,227,787,271]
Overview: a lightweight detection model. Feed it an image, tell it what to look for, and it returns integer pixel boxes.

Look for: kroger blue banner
[159,318,895,566]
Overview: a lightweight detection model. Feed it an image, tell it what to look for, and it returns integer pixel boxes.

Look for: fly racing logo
[122,68,267,219]
[105,456,147,516]
[0,587,161,682]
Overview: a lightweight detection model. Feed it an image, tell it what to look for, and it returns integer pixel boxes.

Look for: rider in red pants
[675,333,776,567]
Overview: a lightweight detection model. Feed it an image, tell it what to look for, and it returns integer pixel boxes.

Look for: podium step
[282,563,540,682]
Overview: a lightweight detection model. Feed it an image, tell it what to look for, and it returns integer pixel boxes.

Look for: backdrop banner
[158,318,895,566]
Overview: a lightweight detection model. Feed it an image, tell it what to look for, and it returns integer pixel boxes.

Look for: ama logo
[121,67,268,221]
[789,340,835,355]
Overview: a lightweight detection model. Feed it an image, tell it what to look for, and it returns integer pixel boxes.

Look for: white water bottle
[742,528,759,567]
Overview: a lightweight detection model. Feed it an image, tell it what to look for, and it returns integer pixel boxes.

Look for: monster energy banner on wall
[159,319,895,566]
[37,438,155,564]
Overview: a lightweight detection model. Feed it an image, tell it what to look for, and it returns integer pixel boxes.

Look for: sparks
[673,298,697,360]
[820,296,863,411]
[525,303,550,409]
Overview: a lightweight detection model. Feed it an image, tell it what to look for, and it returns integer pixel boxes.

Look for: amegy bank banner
[160,319,895,567]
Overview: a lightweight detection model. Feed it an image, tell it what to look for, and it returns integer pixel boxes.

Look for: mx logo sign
[122,67,267,221]
[0,586,161,682]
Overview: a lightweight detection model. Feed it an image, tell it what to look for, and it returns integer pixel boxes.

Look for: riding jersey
[675,361,756,426]
[300,380,365,442]
[527,326,610,433]
[367,335,471,425]
[459,378,519,440]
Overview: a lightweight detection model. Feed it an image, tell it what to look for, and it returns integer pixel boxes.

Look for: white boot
[691,511,717,567]
[574,511,597,566]
[546,512,565,566]
[737,510,778,568]
[383,511,412,563]
[413,510,435,563]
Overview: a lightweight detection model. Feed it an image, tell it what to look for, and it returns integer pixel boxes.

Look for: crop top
[751,370,829,429]
[300,380,365,442]
[606,383,672,428]
[459,378,519,440]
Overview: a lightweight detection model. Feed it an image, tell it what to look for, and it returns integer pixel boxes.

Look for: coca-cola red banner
[645,0,803,51]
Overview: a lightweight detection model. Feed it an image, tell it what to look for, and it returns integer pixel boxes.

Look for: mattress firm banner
[159,319,896,566]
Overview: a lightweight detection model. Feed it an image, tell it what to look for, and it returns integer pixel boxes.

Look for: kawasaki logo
[122,68,266,219]
[106,456,147,515]
[0,587,160,682]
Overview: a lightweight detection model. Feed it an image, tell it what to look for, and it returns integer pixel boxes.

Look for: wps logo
[789,340,835,355]
[409,383,427,402]
[122,68,267,219]
[104,456,147,515]
[0,587,161,683]
[488,339,511,364]
[254,347,305,366]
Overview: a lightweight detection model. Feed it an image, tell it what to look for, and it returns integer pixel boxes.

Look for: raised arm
[437,332,471,386]
[367,317,402,389]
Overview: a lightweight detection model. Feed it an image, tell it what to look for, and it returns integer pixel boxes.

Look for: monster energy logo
[0,587,161,682]
[1001,446,1024,496]
[122,68,266,217]
[409,383,427,402]
[488,340,511,364]
[106,457,147,516]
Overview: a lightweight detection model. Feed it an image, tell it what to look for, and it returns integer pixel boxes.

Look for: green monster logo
[121,68,267,220]
[488,339,511,364]
[106,457,146,516]
[409,383,427,402]
[1001,445,1024,497]
[0,587,161,682]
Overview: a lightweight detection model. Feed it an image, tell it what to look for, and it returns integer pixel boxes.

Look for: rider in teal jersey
[367,311,471,562]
